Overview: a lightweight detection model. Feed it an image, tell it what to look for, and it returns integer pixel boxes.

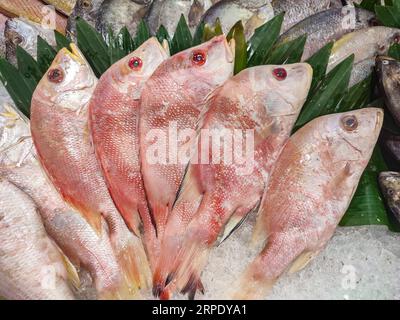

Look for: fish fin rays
[287,250,320,274]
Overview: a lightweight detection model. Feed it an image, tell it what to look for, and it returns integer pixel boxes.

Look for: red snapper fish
[30,44,151,295]
[154,63,313,298]
[234,108,383,299]
[139,35,235,243]
[89,37,169,269]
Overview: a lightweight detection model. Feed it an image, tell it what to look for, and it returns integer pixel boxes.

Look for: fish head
[74,0,103,17]
[319,108,383,164]
[109,37,169,96]
[0,102,33,167]
[253,63,313,117]
[35,44,97,113]
[355,8,377,28]
[379,171,400,207]
[169,35,235,87]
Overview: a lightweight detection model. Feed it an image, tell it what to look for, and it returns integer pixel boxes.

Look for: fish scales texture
[379,172,400,224]
[0,0,67,34]
[139,35,234,240]
[0,97,133,299]
[376,56,400,127]
[0,179,75,300]
[89,38,169,268]
[67,0,104,38]
[0,14,7,58]
[31,45,151,293]
[153,63,312,298]
[279,8,375,61]
[234,108,383,299]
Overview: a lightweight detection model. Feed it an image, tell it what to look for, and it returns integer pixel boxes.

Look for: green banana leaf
[226,21,247,75]
[54,31,71,51]
[388,43,400,60]
[192,21,205,46]
[375,0,400,27]
[295,55,354,129]
[336,75,374,112]
[306,42,334,94]
[203,18,223,42]
[156,25,171,49]
[134,20,151,48]
[171,15,193,54]
[356,0,393,11]
[16,46,43,88]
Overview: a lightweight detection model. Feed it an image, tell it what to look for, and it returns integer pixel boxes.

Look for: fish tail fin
[251,209,268,247]
[151,202,169,238]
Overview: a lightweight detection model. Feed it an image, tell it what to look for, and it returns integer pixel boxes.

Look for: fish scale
[31,44,151,295]
[89,38,169,270]
[153,63,313,298]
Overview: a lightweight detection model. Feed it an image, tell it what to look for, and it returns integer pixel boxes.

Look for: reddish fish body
[154,64,313,297]
[89,38,169,268]
[235,108,383,299]
[139,35,235,239]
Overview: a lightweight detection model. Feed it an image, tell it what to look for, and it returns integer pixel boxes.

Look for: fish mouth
[61,43,87,64]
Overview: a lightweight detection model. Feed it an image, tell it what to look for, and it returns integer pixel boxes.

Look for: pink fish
[153,63,313,298]
[30,44,151,295]
[234,108,383,299]
[89,37,169,269]
[139,35,235,248]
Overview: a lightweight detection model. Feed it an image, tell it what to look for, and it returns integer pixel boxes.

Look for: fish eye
[13,35,23,45]
[47,68,64,83]
[272,68,287,81]
[388,188,395,196]
[128,57,143,70]
[191,51,207,66]
[82,0,92,9]
[382,60,390,65]
[341,115,358,131]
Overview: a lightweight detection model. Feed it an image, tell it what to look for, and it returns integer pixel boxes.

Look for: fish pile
[0,0,398,300]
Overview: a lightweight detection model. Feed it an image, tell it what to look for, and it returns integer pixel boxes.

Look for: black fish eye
[82,0,92,9]
[388,188,395,196]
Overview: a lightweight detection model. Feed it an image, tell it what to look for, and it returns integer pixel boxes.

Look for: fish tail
[116,234,152,292]
[151,202,169,238]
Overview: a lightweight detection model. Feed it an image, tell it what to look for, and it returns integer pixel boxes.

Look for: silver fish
[96,0,152,38]
[279,7,375,61]
[349,57,375,87]
[0,14,7,58]
[379,172,400,224]
[0,178,75,300]
[4,18,56,65]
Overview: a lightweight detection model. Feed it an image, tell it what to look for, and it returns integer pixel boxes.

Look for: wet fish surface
[139,36,234,248]
[5,18,56,65]
[278,7,375,61]
[0,0,67,34]
[233,108,383,299]
[328,27,400,72]
[31,44,151,295]
[67,0,104,39]
[379,171,400,224]
[153,63,313,298]
[0,14,8,58]
[376,55,400,126]
[0,178,75,300]
[96,0,151,38]
[89,38,169,269]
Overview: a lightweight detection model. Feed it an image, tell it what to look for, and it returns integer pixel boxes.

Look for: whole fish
[0,102,135,300]
[139,36,234,245]
[67,0,104,39]
[278,7,375,61]
[96,0,151,38]
[42,0,78,16]
[201,0,335,38]
[0,14,7,58]
[349,57,375,87]
[31,44,151,293]
[379,172,400,224]
[5,18,56,65]
[0,0,67,34]
[89,38,169,269]
[376,55,400,126]
[234,108,383,299]
[154,63,313,298]
[0,179,75,300]
[328,27,400,72]
[146,0,218,35]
